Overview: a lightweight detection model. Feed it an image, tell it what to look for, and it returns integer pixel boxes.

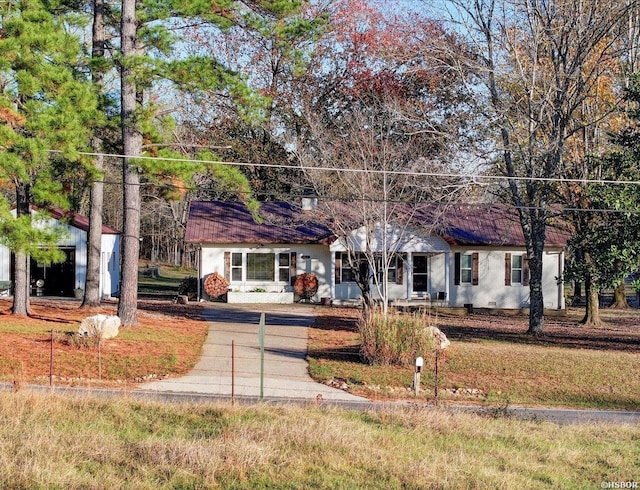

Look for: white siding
[101,234,120,297]
[0,211,120,297]
[0,245,10,282]
[200,243,332,302]
[447,248,564,309]
[198,240,565,310]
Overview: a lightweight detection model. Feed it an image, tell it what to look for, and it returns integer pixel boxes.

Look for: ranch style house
[186,200,568,310]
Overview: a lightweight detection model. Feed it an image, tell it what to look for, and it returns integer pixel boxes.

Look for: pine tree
[115,0,304,325]
[0,0,98,315]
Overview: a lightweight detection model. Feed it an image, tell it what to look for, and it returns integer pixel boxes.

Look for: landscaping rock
[78,314,121,339]
[426,326,450,350]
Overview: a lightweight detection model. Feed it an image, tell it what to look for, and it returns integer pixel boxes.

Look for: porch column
[558,250,565,310]
[444,252,450,302]
[330,253,336,299]
[406,253,413,300]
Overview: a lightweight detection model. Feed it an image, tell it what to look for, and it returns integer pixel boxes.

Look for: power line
[51,149,640,187]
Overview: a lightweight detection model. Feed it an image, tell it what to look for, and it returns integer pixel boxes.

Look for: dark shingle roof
[185,201,334,244]
[431,204,568,248]
[185,201,568,248]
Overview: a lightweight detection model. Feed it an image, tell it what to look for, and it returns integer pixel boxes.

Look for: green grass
[446,341,640,409]
[0,391,638,489]
[138,263,195,296]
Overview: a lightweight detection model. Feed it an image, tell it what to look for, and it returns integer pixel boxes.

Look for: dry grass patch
[0,391,638,489]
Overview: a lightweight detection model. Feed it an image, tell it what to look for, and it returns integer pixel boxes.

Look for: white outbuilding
[0,207,120,299]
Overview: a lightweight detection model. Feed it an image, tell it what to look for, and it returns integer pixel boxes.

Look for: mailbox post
[413,356,424,395]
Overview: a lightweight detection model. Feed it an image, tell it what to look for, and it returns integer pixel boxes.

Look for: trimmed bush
[178,276,198,299]
[358,308,436,366]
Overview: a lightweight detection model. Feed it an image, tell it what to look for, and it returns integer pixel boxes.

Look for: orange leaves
[0,105,26,128]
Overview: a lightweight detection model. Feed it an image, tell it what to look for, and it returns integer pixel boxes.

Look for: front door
[412,254,429,294]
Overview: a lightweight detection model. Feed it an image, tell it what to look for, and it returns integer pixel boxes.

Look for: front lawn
[0,298,208,386]
[308,307,640,410]
[1,392,639,489]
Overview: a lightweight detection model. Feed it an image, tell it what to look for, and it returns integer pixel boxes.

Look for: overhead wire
[50,149,640,214]
[51,149,640,187]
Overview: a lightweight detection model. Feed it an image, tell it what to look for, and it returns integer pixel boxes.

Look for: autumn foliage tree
[295,0,472,314]
[446,0,634,334]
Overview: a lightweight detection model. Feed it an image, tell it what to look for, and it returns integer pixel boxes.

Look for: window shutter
[523,254,530,286]
[224,251,230,282]
[290,252,297,286]
[454,252,461,285]
[335,252,342,284]
[396,254,404,285]
[505,253,511,286]
[472,252,479,285]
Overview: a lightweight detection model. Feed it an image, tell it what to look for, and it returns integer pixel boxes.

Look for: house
[0,207,120,298]
[186,200,568,310]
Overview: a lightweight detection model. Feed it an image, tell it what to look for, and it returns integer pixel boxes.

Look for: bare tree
[298,100,466,315]
[444,0,634,334]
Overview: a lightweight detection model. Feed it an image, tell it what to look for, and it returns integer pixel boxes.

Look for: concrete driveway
[141,302,365,401]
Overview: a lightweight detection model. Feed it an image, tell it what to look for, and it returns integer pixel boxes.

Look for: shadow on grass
[313,308,640,353]
[442,317,640,353]
[136,299,205,320]
[27,315,75,325]
[308,344,362,363]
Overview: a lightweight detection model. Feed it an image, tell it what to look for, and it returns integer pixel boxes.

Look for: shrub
[178,276,198,299]
[358,308,435,366]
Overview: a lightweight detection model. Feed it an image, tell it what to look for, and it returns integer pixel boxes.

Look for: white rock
[426,326,450,350]
[78,314,121,339]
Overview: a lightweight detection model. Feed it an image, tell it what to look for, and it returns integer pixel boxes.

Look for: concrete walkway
[141,303,365,401]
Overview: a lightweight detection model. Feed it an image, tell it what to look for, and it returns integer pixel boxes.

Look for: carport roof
[46,207,120,235]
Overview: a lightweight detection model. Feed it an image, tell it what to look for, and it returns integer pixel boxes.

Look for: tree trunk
[82,0,106,308]
[609,282,629,309]
[12,183,31,316]
[12,252,29,316]
[526,247,545,335]
[117,0,141,326]
[581,275,602,326]
[571,280,582,306]
[526,216,546,335]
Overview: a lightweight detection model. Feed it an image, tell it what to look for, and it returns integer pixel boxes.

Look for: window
[454,252,479,285]
[246,253,274,281]
[341,253,357,282]
[460,254,473,284]
[231,253,242,281]
[336,252,365,283]
[412,255,428,292]
[511,254,523,284]
[505,253,528,286]
[376,255,401,283]
[278,253,290,282]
